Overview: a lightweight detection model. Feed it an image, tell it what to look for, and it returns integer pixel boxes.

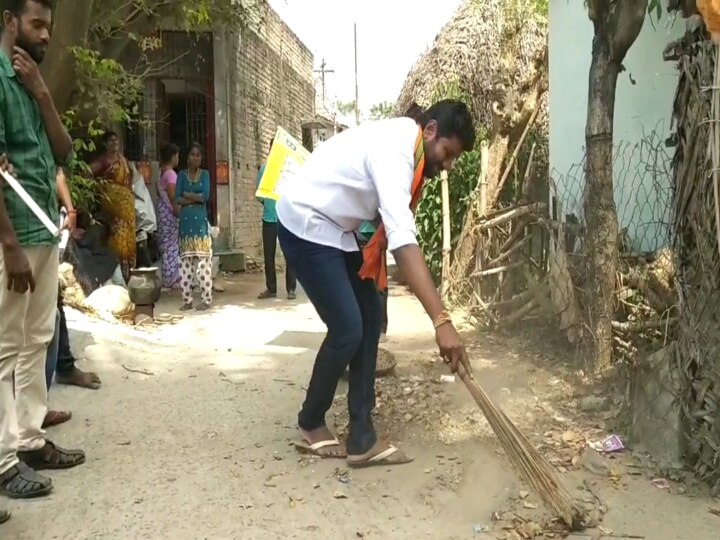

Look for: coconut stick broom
[456,364,584,529]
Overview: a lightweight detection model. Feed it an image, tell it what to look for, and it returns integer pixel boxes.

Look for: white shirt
[276,117,419,252]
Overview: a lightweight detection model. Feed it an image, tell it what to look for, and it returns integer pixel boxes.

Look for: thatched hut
[395,0,548,298]
[396,0,548,207]
[397,0,547,133]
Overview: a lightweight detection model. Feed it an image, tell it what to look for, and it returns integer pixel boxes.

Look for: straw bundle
[395,0,548,139]
[457,365,585,529]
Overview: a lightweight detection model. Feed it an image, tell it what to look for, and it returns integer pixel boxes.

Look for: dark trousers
[278,221,382,455]
[56,302,75,376]
[45,299,75,391]
[262,220,296,294]
[136,239,152,268]
[379,289,388,334]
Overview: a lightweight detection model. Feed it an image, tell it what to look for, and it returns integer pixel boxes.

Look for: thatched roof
[396,0,548,136]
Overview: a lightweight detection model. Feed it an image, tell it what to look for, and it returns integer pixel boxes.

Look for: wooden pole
[478,141,489,217]
[354,23,360,126]
[441,170,451,299]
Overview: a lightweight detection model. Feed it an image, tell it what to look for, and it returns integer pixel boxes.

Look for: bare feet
[55,367,101,390]
[347,440,413,468]
[295,426,346,458]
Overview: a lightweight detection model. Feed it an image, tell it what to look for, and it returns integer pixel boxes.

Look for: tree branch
[608,0,648,63]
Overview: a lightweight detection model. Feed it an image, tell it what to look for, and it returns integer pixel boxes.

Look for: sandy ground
[2,272,719,539]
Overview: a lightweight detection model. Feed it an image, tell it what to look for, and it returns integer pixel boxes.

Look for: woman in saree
[91,130,136,282]
[176,142,213,311]
[156,143,181,289]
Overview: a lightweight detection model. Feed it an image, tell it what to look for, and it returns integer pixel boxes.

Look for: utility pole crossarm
[313,58,335,104]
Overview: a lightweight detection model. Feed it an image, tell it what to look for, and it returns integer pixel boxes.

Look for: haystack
[396,0,547,142]
[396,0,548,299]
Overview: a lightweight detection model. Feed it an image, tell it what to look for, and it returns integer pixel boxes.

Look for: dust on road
[4,274,717,540]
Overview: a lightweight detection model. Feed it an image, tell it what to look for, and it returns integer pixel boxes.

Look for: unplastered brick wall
[229,6,315,256]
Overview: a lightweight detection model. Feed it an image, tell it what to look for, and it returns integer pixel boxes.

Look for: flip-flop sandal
[42,410,72,428]
[347,445,413,468]
[294,439,347,458]
[155,314,184,324]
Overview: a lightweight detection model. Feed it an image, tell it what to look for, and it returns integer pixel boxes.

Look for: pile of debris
[458,197,676,361]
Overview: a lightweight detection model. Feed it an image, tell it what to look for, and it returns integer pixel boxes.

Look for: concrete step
[217,250,246,272]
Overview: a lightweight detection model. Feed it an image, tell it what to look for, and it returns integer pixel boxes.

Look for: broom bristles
[457,366,581,528]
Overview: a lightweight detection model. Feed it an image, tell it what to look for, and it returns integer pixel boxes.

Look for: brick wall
[228,7,315,256]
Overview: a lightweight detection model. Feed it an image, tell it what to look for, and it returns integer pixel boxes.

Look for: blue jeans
[278,221,382,455]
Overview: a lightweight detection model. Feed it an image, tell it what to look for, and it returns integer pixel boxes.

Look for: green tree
[369,101,394,120]
[335,100,357,116]
[39,0,265,212]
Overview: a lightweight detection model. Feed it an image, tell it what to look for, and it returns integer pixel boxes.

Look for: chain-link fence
[552,128,673,257]
[459,127,675,353]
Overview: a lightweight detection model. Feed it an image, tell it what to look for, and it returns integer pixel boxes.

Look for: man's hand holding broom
[393,244,473,378]
[434,311,473,377]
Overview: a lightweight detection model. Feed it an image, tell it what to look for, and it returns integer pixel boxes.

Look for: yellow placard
[255,127,310,201]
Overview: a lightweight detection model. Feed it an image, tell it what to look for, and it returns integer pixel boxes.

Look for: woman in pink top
[156,143,181,289]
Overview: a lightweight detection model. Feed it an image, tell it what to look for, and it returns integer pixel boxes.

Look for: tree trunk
[584,40,620,373]
[41,0,95,114]
[583,0,647,373]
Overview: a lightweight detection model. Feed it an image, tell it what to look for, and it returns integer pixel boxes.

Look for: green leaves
[648,0,663,20]
[369,101,394,120]
[416,150,481,280]
[54,0,266,214]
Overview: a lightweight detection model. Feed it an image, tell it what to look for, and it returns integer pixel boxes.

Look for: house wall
[549,4,684,252]
[226,7,315,256]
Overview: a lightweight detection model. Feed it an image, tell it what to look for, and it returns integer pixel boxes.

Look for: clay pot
[127,267,161,306]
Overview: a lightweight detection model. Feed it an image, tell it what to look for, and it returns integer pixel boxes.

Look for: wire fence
[459,126,675,348]
[550,127,673,257]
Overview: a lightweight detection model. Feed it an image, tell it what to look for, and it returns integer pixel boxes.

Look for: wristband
[433,311,452,329]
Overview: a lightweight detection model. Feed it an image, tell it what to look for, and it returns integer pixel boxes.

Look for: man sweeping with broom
[276,100,475,467]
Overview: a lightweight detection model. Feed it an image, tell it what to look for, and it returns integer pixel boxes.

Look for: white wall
[549,2,684,252]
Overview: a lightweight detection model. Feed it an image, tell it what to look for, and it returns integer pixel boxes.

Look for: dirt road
[3,273,717,539]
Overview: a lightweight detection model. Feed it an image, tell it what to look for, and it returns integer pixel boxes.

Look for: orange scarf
[358,127,425,290]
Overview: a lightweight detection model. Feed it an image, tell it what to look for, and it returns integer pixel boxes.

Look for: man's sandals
[17,441,85,471]
[294,437,412,467]
[347,445,413,468]
[294,439,347,458]
[0,462,52,499]
[0,442,85,499]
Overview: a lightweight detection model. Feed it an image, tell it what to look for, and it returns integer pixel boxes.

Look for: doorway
[158,79,217,223]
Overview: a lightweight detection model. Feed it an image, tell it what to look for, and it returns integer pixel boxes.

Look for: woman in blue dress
[176,142,213,310]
